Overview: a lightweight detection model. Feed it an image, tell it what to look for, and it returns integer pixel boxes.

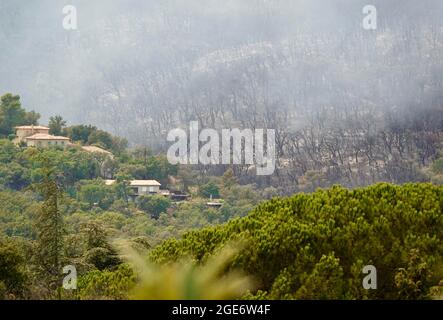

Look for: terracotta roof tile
[15,125,50,130]
[25,133,70,141]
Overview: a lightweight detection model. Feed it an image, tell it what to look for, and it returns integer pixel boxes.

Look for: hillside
[1,91,443,300]
[1,1,443,303]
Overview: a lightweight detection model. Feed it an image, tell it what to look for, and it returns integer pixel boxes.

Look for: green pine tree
[33,163,65,298]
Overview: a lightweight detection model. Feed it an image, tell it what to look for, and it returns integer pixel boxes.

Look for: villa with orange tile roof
[24,133,70,147]
[14,125,50,143]
[14,125,118,156]
[14,125,71,147]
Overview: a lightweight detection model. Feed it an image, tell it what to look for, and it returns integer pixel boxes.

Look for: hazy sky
[0,1,442,143]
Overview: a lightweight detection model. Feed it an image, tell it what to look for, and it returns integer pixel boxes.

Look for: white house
[105,179,161,196]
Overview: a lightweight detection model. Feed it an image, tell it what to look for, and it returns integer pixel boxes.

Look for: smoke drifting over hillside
[0,1,442,147]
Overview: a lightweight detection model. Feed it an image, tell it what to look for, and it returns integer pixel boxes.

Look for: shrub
[137,195,171,219]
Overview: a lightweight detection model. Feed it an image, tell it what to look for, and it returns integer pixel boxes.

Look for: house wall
[16,128,49,142]
[26,139,68,147]
[133,185,160,195]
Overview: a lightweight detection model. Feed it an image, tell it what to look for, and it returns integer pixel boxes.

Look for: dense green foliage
[0,134,264,299]
[0,94,40,138]
[117,155,177,185]
[74,264,136,300]
[1,92,442,300]
[62,124,128,154]
[48,116,66,136]
[0,139,178,192]
[199,181,220,198]
[33,164,65,298]
[151,183,443,299]
[137,195,172,219]
[0,238,27,299]
[0,141,102,190]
